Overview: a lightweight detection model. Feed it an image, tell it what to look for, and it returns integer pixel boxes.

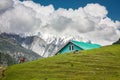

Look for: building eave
[55,40,84,55]
[55,41,70,55]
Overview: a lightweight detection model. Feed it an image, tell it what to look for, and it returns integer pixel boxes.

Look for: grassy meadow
[2,44,120,80]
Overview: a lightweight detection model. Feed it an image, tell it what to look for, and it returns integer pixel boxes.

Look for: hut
[55,40,101,54]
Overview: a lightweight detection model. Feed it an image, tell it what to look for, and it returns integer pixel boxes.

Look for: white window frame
[69,45,74,51]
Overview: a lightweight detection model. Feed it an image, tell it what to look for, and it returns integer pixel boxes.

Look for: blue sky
[20,0,120,21]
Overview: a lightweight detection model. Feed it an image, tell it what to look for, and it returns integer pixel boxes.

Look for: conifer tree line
[0,52,16,66]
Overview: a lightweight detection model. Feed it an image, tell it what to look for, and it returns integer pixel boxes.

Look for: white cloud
[0,0,40,33]
[0,0,120,45]
[84,3,108,18]
[0,0,14,13]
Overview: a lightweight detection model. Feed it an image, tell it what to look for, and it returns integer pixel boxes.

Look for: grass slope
[2,44,120,80]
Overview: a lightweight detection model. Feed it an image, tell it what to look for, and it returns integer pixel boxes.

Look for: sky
[20,0,120,21]
[0,0,120,45]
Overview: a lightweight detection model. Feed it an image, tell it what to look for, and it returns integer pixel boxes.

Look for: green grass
[2,44,120,80]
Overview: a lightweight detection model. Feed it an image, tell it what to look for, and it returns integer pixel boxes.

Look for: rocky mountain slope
[0,34,41,66]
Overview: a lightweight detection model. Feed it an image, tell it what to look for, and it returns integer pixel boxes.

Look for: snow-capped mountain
[0,32,87,57]
[30,32,88,57]
[22,34,74,57]
[22,36,46,56]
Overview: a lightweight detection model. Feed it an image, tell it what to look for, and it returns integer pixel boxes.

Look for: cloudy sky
[0,0,120,45]
[20,0,120,21]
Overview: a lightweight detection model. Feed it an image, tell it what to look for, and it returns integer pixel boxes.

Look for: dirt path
[0,67,6,79]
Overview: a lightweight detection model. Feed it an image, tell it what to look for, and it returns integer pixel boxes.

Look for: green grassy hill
[2,44,120,80]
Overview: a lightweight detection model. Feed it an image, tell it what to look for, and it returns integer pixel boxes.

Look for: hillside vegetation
[113,38,120,44]
[0,52,16,66]
[2,44,120,80]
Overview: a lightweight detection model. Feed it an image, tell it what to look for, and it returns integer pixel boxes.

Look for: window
[69,45,74,51]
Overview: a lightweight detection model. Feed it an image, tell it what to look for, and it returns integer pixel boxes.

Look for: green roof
[70,40,101,50]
